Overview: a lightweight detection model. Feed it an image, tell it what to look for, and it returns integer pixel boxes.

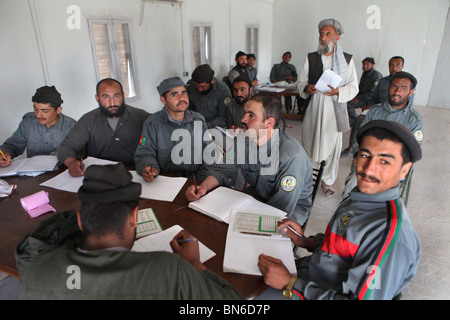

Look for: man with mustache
[257,120,422,300]
[134,77,211,182]
[298,19,359,196]
[227,74,253,129]
[57,78,150,177]
[186,64,231,129]
[228,51,250,85]
[0,86,76,167]
[186,93,313,226]
[341,71,423,200]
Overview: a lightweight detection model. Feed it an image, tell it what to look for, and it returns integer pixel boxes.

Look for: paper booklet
[129,171,187,202]
[0,155,58,177]
[135,208,163,239]
[131,224,216,263]
[40,157,118,192]
[223,210,297,276]
[188,186,287,224]
[315,69,344,93]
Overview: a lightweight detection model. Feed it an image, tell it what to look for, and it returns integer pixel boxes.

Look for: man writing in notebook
[186,92,313,226]
[17,163,243,299]
[256,120,421,300]
[0,85,76,167]
[134,77,213,182]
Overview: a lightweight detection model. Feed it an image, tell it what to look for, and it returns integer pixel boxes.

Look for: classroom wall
[0,0,274,143]
[0,0,449,144]
[272,0,450,108]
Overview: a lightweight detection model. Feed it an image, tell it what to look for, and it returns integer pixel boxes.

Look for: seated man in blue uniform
[0,85,76,167]
[185,92,313,226]
[256,120,422,300]
[134,77,213,182]
[17,163,244,299]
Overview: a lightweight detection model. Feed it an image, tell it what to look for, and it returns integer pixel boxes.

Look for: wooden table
[0,170,267,299]
[255,86,303,121]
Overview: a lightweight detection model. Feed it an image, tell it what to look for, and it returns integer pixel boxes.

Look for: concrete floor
[285,104,450,300]
[1,105,448,300]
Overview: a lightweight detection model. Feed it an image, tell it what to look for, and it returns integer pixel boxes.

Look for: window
[88,18,138,99]
[246,25,259,65]
[191,23,212,69]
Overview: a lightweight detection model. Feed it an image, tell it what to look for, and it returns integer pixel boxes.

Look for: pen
[0,149,10,163]
[193,173,198,194]
[178,237,197,244]
[284,224,308,242]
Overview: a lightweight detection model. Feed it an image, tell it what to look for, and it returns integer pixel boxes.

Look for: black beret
[192,64,215,83]
[235,51,247,59]
[390,71,418,89]
[247,53,256,59]
[233,74,252,87]
[32,86,64,105]
[356,120,422,163]
[77,163,141,203]
[362,57,375,64]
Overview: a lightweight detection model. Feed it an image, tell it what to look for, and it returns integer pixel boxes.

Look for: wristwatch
[282,276,298,299]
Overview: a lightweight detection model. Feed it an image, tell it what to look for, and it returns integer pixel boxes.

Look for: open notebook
[223,210,296,276]
[188,186,287,224]
[132,224,216,263]
[0,155,58,177]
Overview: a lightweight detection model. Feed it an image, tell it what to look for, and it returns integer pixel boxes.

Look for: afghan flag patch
[139,136,147,146]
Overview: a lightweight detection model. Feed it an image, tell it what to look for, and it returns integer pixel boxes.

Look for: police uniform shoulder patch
[413,130,423,142]
[280,176,297,192]
[340,211,355,229]
[224,97,231,106]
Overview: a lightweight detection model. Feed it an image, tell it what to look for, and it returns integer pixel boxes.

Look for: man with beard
[0,86,76,167]
[298,19,359,196]
[57,78,149,176]
[186,64,231,129]
[270,52,298,112]
[227,75,253,129]
[186,93,313,226]
[346,57,382,126]
[228,51,250,85]
[256,120,422,300]
[134,77,212,182]
[341,71,423,200]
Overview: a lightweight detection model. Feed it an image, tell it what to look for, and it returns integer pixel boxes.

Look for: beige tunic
[298,53,358,185]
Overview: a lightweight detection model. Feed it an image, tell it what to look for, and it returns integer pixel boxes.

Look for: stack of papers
[0,155,58,177]
[315,69,344,93]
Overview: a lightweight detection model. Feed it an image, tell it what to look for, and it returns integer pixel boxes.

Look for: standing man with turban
[186,64,231,129]
[0,85,76,167]
[298,19,359,195]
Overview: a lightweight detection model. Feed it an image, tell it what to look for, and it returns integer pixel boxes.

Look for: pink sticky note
[20,191,56,218]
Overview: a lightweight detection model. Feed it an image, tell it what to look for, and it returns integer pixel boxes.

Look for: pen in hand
[178,237,197,245]
[284,224,308,242]
[193,173,198,194]
[0,149,10,164]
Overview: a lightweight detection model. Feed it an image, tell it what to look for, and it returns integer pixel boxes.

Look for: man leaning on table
[0,86,76,167]
[186,92,313,226]
[57,78,149,177]
[256,120,421,300]
[17,163,244,299]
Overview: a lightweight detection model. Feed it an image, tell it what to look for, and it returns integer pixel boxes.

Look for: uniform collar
[350,185,400,203]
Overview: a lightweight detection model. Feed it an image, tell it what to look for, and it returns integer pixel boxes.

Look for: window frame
[190,21,214,71]
[245,24,259,67]
[87,17,140,101]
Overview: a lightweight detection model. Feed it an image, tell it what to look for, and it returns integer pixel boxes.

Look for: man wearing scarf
[298,19,359,196]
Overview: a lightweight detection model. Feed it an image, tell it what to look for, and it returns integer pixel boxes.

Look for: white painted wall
[272,0,449,108]
[0,0,275,143]
[0,0,448,144]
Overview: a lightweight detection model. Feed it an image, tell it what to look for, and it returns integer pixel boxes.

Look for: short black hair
[96,78,124,95]
[358,127,412,165]
[79,199,139,237]
[249,93,282,129]
[390,56,405,65]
